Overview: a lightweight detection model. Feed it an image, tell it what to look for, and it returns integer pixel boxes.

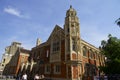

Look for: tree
[100,34,120,74]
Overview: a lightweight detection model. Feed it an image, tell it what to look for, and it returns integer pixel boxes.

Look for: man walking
[22,73,27,80]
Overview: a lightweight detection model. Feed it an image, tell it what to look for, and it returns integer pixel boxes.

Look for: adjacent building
[1,42,30,77]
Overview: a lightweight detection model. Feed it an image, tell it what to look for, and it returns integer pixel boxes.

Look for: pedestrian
[17,73,21,80]
[22,73,27,80]
[41,74,45,80]
[34,74,39,80]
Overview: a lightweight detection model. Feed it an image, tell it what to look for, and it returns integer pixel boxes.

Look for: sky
[0,0,120,60]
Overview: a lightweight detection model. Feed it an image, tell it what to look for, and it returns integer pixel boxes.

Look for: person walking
[34,74,39,80]
[22,73,27,80]
[41,74,45,80]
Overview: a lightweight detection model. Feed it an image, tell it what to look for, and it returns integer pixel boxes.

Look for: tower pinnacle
[70,5,72,8]
[36,38,41,46]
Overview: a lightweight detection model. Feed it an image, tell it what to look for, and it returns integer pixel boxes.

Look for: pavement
[0,79,16,80]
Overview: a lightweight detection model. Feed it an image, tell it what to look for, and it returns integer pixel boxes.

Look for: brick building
[2,42,30,77]
[1,6,104,80]
[18,6,105,80]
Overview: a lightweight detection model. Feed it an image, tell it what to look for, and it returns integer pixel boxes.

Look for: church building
[19,6,104,80]
[18,6,105,80]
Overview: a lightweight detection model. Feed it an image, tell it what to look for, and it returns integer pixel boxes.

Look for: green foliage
[100,59,120,74]
[100,34,120,74]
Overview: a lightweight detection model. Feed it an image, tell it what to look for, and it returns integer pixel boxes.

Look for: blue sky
[0,0,120,60]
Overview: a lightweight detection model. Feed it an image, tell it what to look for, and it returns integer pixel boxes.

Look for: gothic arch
[82,46,87,57]
[89,49,94,59]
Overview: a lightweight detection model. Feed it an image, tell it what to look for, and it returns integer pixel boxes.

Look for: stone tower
[64,5,82,79]
[64,5,81,60]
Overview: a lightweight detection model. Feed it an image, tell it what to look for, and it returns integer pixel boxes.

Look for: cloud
[4,6,29,18]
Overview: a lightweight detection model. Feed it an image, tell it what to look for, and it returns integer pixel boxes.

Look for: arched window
[96,53,99,60]
[93,53,95,59]
[3,59,5,63]
[67,39,70,51]
[83,46,87,56]
[94,52,97,59]
[72,38,76,51]
[89,49,93,59]
[52,35,60,53]
[67,28,69,33]
[96,53,98,60]
[52,41,60,52]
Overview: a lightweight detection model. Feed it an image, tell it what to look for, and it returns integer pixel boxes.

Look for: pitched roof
[47,25,64,42]
[20,48,30,54]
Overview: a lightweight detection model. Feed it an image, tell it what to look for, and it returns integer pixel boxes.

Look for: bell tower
[64,5,81,59]
[64,5,82,80]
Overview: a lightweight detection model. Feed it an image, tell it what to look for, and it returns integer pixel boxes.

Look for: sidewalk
[0,79,16,80]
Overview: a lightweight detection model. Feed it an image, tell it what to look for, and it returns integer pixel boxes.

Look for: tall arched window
[96,53,99,60]
[93,53,95,59]
[94,52,97,59]
[67,39,70,51]
[52,41,60,52]
[52,35,60,53]
[83,46,87,56]
[89,49,93,59]
[72,38,76,51]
